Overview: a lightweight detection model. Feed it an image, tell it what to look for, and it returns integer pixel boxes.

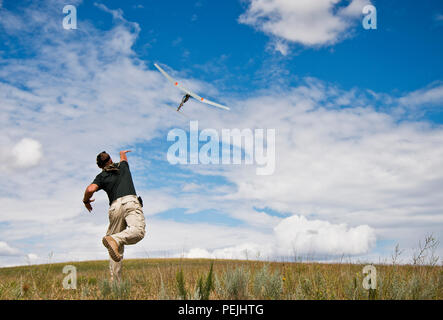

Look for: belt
[110,195,138,207]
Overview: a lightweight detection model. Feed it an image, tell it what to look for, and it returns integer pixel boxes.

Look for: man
[83,150,146,282]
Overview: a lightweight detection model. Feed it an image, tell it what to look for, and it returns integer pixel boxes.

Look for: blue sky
[102,1,443,94]
[3,1,442,95]
[0,0,443,266]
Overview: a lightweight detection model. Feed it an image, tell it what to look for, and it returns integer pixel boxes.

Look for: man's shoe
[102,236,122,262]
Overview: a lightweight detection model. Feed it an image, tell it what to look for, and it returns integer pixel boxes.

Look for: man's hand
[83,184,99,213]
[83,198,95,212]
[120,150,131,162]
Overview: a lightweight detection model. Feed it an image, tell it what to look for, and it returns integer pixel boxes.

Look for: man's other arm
[120,150,131,162]
[83,183,99,212]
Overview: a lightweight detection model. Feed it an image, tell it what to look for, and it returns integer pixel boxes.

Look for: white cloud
[94,2,125,21]
[398,82,443,107]
[270,39,289,56]
[339,0,371,17]
[239,0,371,48]
[0,138,42,171]
[274,215,375,256]
[11,138,43,169]
[182,182,201,192]
[185,214,375,259]
[0,241,20,256]
[26,253,38,261]
[186,243,267,260]
[94,2,141,35]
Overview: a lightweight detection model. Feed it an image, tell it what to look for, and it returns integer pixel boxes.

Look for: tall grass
[175,268,187,300]
[0,236,442,300]
[0,258,441,300]
[196,262,214,300]
[253,264,283,299]
[215,266,250,299]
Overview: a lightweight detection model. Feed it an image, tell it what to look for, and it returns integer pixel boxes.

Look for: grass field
[0,257,442,300]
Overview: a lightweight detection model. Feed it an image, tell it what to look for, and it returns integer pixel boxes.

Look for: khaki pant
[106,195,146,282]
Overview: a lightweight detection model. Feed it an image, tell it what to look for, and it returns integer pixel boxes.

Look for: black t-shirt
[92,161,137,205]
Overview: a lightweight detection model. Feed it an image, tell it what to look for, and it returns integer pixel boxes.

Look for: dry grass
[0,257,441,300]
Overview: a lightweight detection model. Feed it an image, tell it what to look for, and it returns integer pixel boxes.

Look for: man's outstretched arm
[120,150,131,162]
[83,183,99,212]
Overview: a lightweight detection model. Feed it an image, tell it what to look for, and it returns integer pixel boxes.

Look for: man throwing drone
[83,150,146,282]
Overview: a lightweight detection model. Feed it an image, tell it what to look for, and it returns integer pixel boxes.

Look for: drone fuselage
[177,94,191,111]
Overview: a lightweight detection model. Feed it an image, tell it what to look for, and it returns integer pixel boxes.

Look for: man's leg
[106,201,127,281]
[109,245,124,282]
[111,199,146,246]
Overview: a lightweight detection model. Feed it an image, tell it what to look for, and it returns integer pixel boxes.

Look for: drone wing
[154,63,230,111]
[154,63,178,87]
